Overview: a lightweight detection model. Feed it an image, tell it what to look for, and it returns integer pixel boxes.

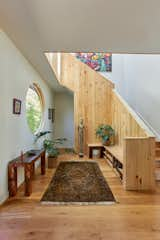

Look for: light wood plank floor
[1,153,160,240]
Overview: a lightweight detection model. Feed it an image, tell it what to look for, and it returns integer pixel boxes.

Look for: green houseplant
[35,131,67,168]
[96,124,115,146]
[44,138,67,168]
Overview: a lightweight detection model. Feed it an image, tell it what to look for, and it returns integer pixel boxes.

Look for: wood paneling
[123,137,155,190]
[49,53,114,152]
[46,53,155,190]
[111,90,154,147]
[111,91,155,190]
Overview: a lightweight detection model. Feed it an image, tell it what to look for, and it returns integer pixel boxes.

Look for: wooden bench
[8,149,45,197]
[103,145,123,180]
[87,143,123,179]
[87,143,104,158]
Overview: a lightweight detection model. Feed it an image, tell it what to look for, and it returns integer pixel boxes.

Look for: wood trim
[123,137,155,190]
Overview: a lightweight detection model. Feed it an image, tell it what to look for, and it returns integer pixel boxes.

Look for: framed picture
[51,108,55,123]
[13,98,21,114]
[48,108,55,122]
[48,108,52,120]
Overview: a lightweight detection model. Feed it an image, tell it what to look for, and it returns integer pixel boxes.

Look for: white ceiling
[1,0,160,90]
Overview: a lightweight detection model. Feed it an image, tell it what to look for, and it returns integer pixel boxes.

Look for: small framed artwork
[48,108,55,122]
[51,108,55,123]
[48,108,52,120]
[13,98,21,114]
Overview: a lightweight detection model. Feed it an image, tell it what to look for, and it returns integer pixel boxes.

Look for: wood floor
[1,153,160,240]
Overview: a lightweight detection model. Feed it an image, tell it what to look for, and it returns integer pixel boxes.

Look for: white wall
[122,54,160,138]
[102,54,160,139]
[54,92,74,148]
[0,31,55,203]
[100,54,127,97]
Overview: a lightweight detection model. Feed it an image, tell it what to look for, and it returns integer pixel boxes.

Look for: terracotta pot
[48,156,58,168]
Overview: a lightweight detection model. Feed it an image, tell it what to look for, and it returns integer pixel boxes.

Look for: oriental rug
[41,161,115,205]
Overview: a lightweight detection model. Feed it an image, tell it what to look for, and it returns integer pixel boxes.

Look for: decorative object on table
[78,118,85,157]
[27,150,37,157]
[43,138,67,168]
[76,53,112,72]
[13,98,21,114]
[41,161,116,205]
[96,124,115,146]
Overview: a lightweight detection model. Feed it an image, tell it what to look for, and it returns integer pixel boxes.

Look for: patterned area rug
[41,161,116,205]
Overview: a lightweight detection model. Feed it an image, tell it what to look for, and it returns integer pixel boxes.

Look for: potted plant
[35,131,67,168]
[43,138,67,168]
[96,124,115,146]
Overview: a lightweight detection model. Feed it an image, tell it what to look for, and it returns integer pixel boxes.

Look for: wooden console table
[8,149,45,197]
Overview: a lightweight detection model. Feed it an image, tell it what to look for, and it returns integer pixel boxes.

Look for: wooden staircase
[155,141,160,180]
[46,52,156,190]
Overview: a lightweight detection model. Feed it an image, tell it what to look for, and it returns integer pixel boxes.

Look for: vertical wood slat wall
[46,53,155,190]
[110,90,155,190]
[54,53,114,152]
[123,137,155,190]
[111,90,149,147]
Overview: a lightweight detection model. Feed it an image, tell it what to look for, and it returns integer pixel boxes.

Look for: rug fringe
[41,201,116,206]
